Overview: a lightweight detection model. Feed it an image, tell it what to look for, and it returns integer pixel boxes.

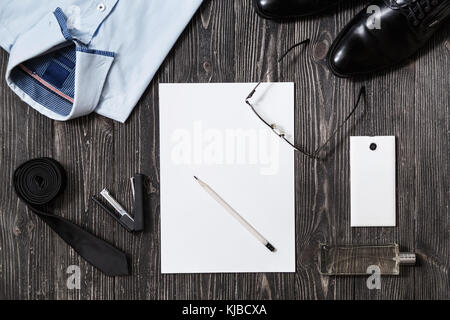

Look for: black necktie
[13,158,130,276]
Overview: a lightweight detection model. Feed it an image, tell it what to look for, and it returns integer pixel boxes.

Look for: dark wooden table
[0,0,448,300]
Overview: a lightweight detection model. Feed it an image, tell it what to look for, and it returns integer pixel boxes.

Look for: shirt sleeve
[3,3,119,121]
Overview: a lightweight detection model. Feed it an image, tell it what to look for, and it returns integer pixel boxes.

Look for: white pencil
[194,176,276,252]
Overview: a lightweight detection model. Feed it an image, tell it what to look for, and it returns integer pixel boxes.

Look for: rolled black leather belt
[13,158,130,276]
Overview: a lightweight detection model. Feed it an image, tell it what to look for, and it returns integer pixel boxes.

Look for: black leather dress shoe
[254,0,341,19]
[327,0,450,77]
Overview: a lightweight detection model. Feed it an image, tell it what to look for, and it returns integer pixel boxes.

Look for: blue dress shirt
[0,0,203,122]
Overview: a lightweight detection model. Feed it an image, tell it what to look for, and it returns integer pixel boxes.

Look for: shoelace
[401,0,440,26]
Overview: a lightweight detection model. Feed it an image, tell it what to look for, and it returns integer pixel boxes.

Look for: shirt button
[97,3,106,12]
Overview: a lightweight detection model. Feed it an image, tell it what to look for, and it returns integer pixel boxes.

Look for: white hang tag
[350,136,396,227]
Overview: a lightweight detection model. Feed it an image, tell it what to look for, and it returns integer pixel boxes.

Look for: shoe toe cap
[327,25,389,77]
[255,0,281,17]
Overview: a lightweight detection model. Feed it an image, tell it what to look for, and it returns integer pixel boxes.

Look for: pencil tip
[194,176,198,180]
[266,243,276,252]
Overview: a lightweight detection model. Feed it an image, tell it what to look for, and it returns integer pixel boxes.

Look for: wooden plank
[413,28,449,300]
[0,49,58,300]
[156,0,243,300]
[53,115,117,300]
[350,54,417,300]
[290,2,367,300]
[232,0,296,300]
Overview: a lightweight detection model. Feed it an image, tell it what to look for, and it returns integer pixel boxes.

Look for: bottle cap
[399,253,416,265]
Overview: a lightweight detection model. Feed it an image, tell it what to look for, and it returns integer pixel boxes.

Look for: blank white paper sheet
[159,83,295,273]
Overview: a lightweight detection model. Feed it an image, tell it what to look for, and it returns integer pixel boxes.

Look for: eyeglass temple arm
[278,39,310,63]
[311,86,367,158]
[246,39,311,102]
[245,38,366,160]
[247,85,366,160]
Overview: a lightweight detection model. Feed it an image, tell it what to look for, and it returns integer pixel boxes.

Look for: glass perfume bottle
[319,243,416,275]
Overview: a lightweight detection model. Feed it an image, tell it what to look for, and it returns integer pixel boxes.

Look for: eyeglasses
[245,39,366,160]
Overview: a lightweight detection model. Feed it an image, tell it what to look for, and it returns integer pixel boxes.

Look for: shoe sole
[253,0,341,20]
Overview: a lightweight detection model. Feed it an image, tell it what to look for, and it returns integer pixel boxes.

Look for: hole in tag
[370,143,377,151]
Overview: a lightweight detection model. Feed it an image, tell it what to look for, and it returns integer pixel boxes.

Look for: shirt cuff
[5,8,115,121]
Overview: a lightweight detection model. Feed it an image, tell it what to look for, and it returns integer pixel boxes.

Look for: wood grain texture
[0,0,448,300]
